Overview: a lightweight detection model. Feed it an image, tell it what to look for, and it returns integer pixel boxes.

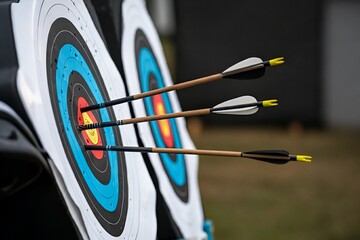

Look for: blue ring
[139,48,186,186]
[56,44,118,211]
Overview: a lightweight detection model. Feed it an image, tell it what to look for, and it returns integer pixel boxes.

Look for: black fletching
[243,150,290,164]
[245,150,290,156]
[227,67,265,80]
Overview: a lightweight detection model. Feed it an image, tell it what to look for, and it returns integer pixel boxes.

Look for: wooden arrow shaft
[81,74,222,112]
[152,147,242,157]
[122,108,210,124]
[85,145,242,157]
[133,73,222,100]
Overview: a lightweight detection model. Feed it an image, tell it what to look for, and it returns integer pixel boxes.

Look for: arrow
[77,96,278,130]
[84,145,311,164]
[81,57,284,112]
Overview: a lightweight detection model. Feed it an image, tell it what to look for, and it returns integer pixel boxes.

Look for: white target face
[121,1,205,238]
[11,0,156,239]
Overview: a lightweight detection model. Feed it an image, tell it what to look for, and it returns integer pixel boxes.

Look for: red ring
[77,97,103,159]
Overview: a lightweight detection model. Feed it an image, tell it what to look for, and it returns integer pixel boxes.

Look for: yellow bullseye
[156,102,171,138]
[82,112,99,144]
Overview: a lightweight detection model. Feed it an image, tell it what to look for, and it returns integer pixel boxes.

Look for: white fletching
[222,57,263,75]
[212,95,259,115]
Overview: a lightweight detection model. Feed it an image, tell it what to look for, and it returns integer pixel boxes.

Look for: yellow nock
[296,155,312,163]
[269,57,285,66]
[262,99,278,107]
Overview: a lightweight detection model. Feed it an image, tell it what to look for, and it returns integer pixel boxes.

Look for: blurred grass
[190,125,360,239]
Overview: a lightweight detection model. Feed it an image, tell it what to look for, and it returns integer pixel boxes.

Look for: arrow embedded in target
[80,57,284,112]
[78,96,278,130]
[83,145,311,164]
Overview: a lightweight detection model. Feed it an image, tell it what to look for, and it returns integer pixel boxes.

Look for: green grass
[193,126,360,239]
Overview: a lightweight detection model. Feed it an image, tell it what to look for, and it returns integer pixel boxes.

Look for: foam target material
[11,0,156,239]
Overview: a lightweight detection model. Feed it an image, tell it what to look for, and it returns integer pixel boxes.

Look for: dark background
[174,0,323,126]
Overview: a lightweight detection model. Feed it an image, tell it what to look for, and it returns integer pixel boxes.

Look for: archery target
[121,1,205,238]
[47,17,128,236]
[135,29,188,202]
[11,0,156,239]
